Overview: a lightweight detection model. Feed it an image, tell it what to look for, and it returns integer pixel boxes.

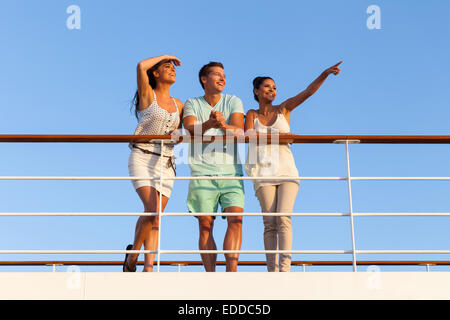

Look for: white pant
[256,182,299,272]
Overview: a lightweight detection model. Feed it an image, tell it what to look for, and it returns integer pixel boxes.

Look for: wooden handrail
[1,134,450,144]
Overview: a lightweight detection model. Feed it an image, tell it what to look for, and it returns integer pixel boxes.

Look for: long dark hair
[252,76,274,102]
[131,60,168,120]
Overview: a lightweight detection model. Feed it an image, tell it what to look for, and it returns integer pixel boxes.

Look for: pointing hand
[324,61,342,76]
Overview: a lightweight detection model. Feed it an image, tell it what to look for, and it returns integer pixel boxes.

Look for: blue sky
[1,0,450,272]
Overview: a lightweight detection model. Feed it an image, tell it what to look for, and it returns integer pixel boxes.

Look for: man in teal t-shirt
[183,61,244,272]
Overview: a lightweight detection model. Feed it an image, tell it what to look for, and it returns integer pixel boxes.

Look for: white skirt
[128,148,176,197]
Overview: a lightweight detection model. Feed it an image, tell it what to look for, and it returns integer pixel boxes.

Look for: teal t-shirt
[183,94,244,176]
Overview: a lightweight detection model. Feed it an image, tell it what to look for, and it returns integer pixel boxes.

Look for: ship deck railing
[2,134,450,273]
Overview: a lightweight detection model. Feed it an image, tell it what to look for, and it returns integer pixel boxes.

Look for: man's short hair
[198,61,224,89]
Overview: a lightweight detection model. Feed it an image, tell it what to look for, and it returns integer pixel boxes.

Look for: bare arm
[215,111,244,135]
[183,113,219,136]
[136,54,181,110]
[244,110,256,133]
[175,98,183,130]
[280,61,342,113]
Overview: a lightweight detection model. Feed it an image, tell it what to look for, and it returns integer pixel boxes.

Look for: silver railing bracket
[333,139,361,144]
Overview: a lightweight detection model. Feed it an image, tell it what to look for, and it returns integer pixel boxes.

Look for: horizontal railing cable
[1,250,450,255]
[1,212,450,217]
[1,176,450,181]
[0,260,448,267]
[0,250,351,255]
[0,176,342,181]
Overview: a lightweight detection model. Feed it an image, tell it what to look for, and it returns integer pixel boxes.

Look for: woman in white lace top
[124,55,183,272]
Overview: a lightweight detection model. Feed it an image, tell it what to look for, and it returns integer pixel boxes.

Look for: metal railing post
[345,140,358,272]
[157,140,164,272]
[421,263,435,272]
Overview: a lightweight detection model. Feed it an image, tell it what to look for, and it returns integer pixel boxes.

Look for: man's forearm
[219,123,244,135]
[186,119,215,136]
[201,119,216,134]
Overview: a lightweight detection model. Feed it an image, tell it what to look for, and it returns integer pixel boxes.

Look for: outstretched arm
[280,61,342,113]
[136,54,181,110]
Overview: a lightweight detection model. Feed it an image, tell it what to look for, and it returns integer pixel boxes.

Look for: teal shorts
[187,176,245,219]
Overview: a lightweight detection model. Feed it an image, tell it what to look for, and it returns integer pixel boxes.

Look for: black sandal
[123,244,136,272]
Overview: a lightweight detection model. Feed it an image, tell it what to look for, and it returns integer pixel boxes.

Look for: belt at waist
[131,144,173,158]
[131,144,176,172]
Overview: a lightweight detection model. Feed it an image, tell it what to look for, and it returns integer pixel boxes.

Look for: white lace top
[130,91,180,156]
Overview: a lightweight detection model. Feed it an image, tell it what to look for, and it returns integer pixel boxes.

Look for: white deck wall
[2,272,450,300]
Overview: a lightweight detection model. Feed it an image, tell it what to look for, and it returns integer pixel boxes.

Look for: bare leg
[198,216,217,272]
[126,186,169,272]
[223,206,243,272]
